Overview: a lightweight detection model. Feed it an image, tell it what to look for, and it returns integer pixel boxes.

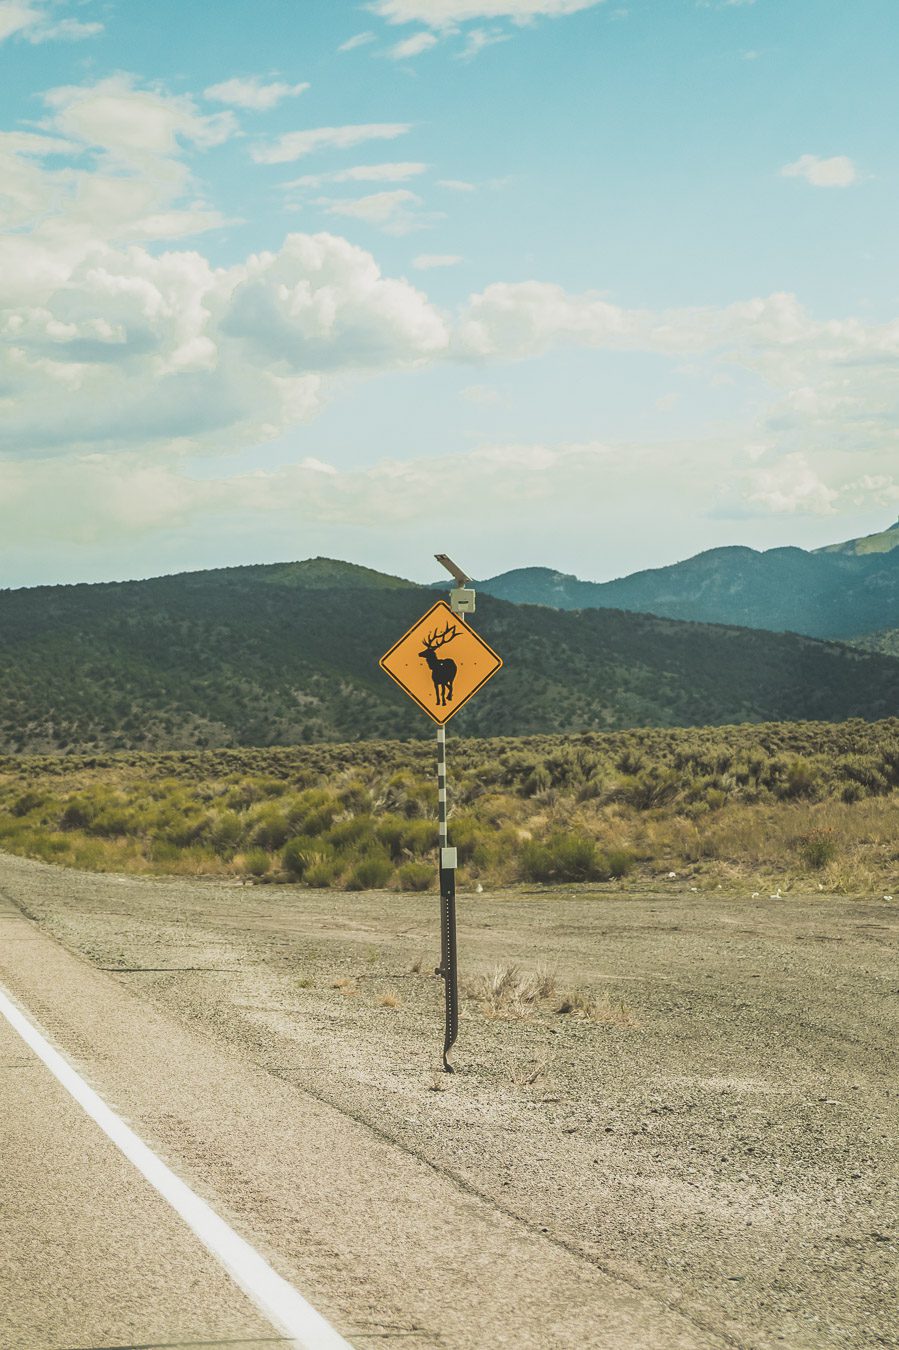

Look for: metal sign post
[436,724,458,1071]
[378,556,502,1071]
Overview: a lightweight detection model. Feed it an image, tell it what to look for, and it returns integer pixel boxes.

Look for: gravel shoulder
[1,852,897,1350]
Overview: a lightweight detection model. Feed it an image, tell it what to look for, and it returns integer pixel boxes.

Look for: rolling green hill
[1,560,897,754]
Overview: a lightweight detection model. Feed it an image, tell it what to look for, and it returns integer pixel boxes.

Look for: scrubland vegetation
[1,718,897,895]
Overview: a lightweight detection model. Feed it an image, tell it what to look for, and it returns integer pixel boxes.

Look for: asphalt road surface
[1,852,896,1350]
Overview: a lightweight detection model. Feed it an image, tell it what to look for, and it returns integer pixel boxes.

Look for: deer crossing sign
[379,600,502,725]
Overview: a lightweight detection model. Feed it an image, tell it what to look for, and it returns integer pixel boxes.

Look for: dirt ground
[3,855,897,1350]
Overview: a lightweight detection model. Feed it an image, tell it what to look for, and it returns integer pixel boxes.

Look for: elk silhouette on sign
[419,621,458,707]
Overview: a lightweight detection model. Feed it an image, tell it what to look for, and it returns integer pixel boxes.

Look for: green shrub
[163,812,208,846]
[600,847,636,880]
[446,814,488,864]
[520,833,602,883]
[338,779,370,812]
[796,828,838,870]
[11,790,45,817]
[399,818,439,856]
[249,808,291,850]
[305,856,345,887]
[347,851,393,890]
[374,813,407,858]
[60,797,94,830]
[286,789,341,836]
[779,759,821,800]
[243,848,271,877]
[148,839,181,864]
[397,861,434,891]
[91,805,137,838]
[328,814,377,852]
[281,834,322,879]
[208,810,243,858]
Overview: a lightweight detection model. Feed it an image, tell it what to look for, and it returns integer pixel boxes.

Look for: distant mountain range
[471,520,899,639]
[2,558,897,755]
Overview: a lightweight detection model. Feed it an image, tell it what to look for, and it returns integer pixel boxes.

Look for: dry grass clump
[466,962,639,1027]
[506,1056,550,1088]
[330,976,357,995]
[556,990,639,1026]
[378,989,402,1009]
[466,963,557,1018]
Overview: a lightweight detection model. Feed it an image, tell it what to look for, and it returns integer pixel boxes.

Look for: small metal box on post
[379,556,502,1071]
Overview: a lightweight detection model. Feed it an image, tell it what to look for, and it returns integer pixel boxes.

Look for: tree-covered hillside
[1,560,897,754]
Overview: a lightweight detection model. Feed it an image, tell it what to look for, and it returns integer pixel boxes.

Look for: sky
[2,0,898,588]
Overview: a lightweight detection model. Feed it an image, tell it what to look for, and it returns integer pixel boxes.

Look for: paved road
[0,861,716,1350]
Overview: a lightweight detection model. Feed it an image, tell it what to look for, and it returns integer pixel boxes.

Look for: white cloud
[44,75,236,166]
[413,253,463,268]
[315,189,441,235]
[458,26,511,56]
[437,178,475,191]
[780,154,859,188]
[0,1,103,43]
[253,122,412,165]
[4,66,899,549]
[0,1,38,40]
[220,233,448,370]
[338,31,376,51]
[203,77,310,111]
[454,282,899,478]
[0,229,448,457]
[388,30,439,58]
[0,76,237,278]
[747,454,838,515]
[26,16,102,42]
[284,162,427,190]
[370,0,604,24]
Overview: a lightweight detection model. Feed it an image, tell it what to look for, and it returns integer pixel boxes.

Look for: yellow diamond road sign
[380,600,502,725]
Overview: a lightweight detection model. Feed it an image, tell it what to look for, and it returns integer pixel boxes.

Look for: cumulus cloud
[203,77,310,110]
[219,232,448,371]
[1,230,448,456]
[253,122,412,165]
[781,154,859,188]
[0,72,447,461]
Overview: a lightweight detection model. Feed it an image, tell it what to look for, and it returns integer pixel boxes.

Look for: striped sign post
[379,558,502,1070]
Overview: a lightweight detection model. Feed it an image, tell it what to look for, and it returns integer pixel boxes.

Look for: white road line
[0,982,353,1350]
